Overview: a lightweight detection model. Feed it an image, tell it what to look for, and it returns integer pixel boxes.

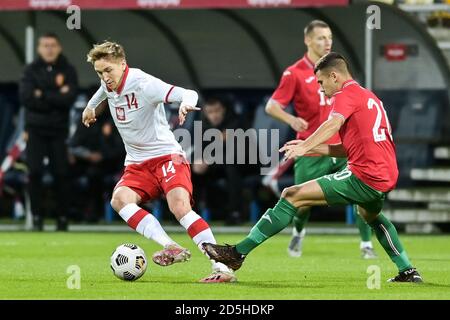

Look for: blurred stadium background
[0,0,449,235]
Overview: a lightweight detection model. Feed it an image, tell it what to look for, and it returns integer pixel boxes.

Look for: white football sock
[119,203,176,247]
[292,227,306,238]
[179,210,233,273]
[360,241,373,249]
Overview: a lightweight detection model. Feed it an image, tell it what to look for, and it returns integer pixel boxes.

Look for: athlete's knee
[281,185,316,209]
[110,189,136,212]
[362,211,379,224]
[168,197,191,219]
[110,197,126,212]
[356,206,378,223]
[281,185,302,202]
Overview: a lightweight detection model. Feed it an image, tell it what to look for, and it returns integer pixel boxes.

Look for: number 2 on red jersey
[367,98,393,142]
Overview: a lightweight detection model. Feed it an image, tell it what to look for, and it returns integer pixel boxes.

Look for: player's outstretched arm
[179,104,201,126]
[83,86,108,127]
[165,87,200,125]
[82,106,96,127]
[265,99,308,132]
[82,99,108,128]
[280,114,344,159]
[279,140,337,157]
[144,76,200,125]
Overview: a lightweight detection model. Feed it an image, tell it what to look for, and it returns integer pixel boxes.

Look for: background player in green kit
[265,20,376,259]
[203,52,423,283]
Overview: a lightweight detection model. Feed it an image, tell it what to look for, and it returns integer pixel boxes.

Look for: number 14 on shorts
[162,161,176,180]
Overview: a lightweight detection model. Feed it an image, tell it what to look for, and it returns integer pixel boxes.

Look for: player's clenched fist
[82,107,97,127]
[179,105,201,126]
[289,116,309,132]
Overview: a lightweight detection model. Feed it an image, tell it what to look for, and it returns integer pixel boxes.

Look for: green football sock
[293,208,311,233]
[236,198,297,255]
[369,214,413,272]
[353,205,372,242]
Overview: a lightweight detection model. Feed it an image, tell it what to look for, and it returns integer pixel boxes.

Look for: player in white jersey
[82,41,236,283]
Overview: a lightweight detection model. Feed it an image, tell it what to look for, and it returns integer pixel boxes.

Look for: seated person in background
[68,108,124,222]
[191,96,244,225]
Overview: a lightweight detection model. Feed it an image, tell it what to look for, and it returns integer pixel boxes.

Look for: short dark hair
[304,20,330,36]
[314,52,350,75]
[39,32,60,43]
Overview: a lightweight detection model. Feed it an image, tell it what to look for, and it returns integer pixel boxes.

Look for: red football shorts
[114,154,194,205]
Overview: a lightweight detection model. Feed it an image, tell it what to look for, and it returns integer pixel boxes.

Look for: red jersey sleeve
[271,69,297,108]
[330,92,355,121]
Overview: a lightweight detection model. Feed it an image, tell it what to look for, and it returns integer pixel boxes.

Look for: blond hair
[87,41,126,64]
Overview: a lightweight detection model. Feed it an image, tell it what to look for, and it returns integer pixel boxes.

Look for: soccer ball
[110,243,147,281]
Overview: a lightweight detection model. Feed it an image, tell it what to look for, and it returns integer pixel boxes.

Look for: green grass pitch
[0,232,449,299]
